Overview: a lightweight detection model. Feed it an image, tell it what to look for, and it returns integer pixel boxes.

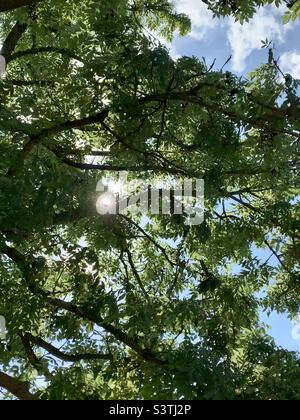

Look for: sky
[171,1,300,77]
[161,0,300,352]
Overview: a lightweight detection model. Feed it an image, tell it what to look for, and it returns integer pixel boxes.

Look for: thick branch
[45,295,164,365]
[53,155,184,174]
[24,332,113,363]
[6,110,109,177]
[0,243,28,268]
[141,92,299,138]
[0,0,39,13]
[7,47,84,64]
[0,21,27,61]
[19,332,44,371]
[126,249,150,301]
[0,371,35,400]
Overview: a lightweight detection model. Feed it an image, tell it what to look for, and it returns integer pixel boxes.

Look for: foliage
[202,0,300,22]
[282,0,300,22]
[0,0,299,400]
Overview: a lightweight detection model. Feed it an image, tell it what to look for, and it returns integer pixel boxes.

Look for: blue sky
[162,1,300,352]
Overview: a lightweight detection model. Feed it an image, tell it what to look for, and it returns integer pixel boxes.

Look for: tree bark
[0,371,36,400]
[0,22,27,60]
[0,0,39,12]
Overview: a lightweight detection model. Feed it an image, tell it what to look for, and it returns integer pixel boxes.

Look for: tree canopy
[0,0,300,400]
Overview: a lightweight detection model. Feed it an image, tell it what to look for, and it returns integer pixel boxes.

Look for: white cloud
[175,0,218,40]
[152,1,300,71]
[227,7,285,72]
[280,51,300,79]
[173,1,294,72]
[227,5,300,73]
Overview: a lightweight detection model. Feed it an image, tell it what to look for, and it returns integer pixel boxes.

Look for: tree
[0,0,299,400]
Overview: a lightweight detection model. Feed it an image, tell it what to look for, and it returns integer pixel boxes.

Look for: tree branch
[45,295,164,365]
[0,371,36,400]
[126,248,150,302]
[24,332,113,363]
[0,0,39,13]
[18,331,45,372]
[6,110,109,177]
[141,92,300,138]
[7,47,84,64]
[0,21,27,61]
